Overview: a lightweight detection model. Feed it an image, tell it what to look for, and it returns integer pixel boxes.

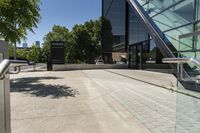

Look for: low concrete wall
[53,64,128,71]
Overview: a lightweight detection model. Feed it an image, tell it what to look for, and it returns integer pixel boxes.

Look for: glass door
[129,44,142,69]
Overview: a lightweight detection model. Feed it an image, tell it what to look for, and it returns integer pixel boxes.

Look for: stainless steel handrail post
[162,58,200,83]
[0,59,29,80]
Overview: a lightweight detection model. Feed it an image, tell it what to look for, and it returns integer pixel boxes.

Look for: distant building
[22,42,28,48]
[35,41,40,48]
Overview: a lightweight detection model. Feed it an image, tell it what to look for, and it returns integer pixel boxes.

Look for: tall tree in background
[84,19,102,56]
[42,17,103,64]
[66,19,102,63]
[69,24,94,63]
[0,0,41,59]
[42,25,69,62]
[28,44,41,63]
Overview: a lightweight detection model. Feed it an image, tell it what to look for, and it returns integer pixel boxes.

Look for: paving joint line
[105,70,200,100]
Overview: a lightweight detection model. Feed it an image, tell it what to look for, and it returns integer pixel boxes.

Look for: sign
[51,41,65,64]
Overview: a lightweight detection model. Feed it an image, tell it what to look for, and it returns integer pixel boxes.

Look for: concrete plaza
[10,69,200,133]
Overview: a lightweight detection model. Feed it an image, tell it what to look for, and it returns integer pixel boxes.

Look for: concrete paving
[106,69,177,90]
[10,70,150,133]
[10,69,200,133]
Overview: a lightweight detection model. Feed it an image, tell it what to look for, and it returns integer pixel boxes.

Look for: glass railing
[163,57,200,133]
[128,1,200,132]
[128,0,200,76]
[133,0,200,78]
[136,0,198,60]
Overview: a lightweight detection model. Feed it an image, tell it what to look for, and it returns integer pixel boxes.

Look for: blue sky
[24,0,101,47]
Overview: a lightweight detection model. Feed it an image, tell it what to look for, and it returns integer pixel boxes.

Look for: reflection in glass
[197,23,200,49]
[103,0,113,15]
[152,0,194,31]
[104,0,126,46]
[179,52,197,75]
[102,18,114,53]
[197,0,200,20]
[147,0,184,17]
[143,40,156,64]
[164,25,193,50]
[196,52,200,61]
[128,5,148,45]
[137,0,148,5]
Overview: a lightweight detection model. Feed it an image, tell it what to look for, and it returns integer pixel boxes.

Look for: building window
[103,0,126,50]
[128,5,148,45]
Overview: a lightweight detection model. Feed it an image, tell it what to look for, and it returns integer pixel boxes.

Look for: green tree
[8,43,14,58]
[42,18,103,64]
[0,0,41,59]
[42,25,69,62]
[16,49,29,60]
[8,44,31,60]
[84,19,102,55]
[68,24,96,63]
[28,44,41,63]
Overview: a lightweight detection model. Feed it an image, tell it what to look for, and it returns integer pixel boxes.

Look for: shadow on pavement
[10,77,79,99]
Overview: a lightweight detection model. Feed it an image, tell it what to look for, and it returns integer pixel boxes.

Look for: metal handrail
[0,59,28,79]
[162,58,200,67]
[162,58,200,83]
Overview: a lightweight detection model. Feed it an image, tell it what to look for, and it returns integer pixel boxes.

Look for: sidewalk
[10,69,200,133]
[10,70,150,133]
[106,69,177,90]
[107,69,200,99]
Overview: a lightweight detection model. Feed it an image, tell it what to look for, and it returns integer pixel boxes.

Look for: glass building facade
[102,0,126,63]
[102,0,164,68]
[102,0,200,69]
[102,0,126,49]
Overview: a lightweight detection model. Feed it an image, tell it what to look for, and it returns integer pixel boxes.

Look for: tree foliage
[0,0,41,44]
[12,18,103,63]
[28,44,41,63]
[8,44,42,63]
[42,18,102,64]
[42,25,69,62]
[69,24,94,63]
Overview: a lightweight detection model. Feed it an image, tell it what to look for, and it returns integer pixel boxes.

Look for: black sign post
[47,41,65,71]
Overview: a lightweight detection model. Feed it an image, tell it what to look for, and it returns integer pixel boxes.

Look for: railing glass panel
[165,24,193,51]
[176,34,200,133]
[197,0,200,20]
[176,60,200,133]
[130,1,200,132]
[176,86,200,133]
[152,0,194,31]
[197,23,200,49]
